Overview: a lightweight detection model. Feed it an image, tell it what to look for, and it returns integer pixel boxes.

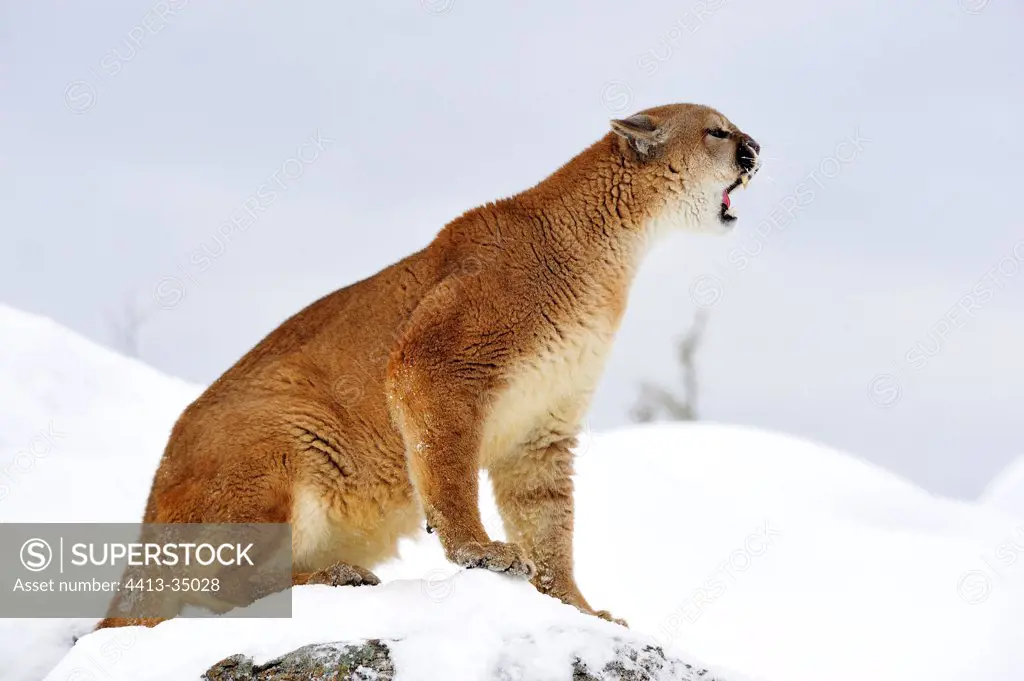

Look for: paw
[593,609,629,628]
[451,540,536,578]
[306,562,381,587]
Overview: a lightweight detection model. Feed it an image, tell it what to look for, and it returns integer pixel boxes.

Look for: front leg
[414,426,536,577]
[389,364,534,577]
[489,438,625,625]
[387,285,535,579]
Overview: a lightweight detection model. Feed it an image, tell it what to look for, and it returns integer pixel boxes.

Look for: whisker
[755,155,793,171]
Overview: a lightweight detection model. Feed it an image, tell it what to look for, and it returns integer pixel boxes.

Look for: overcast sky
[2,0,1022,499]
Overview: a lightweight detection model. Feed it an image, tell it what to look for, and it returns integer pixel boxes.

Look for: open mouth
[719,172,754,223]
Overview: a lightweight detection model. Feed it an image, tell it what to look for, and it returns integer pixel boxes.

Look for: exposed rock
[202,636,720,681]
[203,640,394,681]
[572,643,721,681]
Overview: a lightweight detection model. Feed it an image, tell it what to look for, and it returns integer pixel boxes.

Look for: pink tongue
[722,190,731,208]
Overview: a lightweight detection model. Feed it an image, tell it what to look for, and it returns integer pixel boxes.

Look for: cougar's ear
[610,114,666,160]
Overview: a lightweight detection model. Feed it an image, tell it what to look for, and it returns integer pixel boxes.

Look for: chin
[704,216,736,235]
[645,193,734,237]
[696,197,738,235]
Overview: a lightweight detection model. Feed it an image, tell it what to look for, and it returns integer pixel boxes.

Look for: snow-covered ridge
[46,572,738,681]
[0,303,201,523]
[981,455,1024,521]
[1,304,1023,681]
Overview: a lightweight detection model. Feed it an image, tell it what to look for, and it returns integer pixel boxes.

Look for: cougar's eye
[706,128,729,139]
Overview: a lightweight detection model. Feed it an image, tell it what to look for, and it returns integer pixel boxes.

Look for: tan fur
[96,103,759,629]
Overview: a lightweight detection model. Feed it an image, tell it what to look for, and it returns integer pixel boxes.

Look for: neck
[516,135,665,265]
[497,136,664,314]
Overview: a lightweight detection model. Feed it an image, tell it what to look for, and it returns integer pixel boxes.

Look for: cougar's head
[610,103,760,234]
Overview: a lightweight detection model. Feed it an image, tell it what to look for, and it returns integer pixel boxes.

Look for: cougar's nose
[737,134,760,172]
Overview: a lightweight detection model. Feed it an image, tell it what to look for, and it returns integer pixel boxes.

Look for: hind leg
[95,444,294,630]
[92,560,382,630]
[94,616,165,630]
[293,562,381,586]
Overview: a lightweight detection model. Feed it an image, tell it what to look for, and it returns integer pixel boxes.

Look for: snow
[2,304,1023,681]
[981,455,1024,521]
[0,304,201,523]
[43,572,723,681]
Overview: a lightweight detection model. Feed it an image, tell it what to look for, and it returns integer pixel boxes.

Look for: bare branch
[630,310,708,423]
[108,293,154,358]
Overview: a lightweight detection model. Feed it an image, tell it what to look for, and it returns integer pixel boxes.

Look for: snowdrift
[1,304,1022,681]
[981,455,1024,520]
[0,303,201,523]
[44,572,731,681]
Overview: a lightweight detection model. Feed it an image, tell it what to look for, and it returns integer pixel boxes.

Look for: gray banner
[0,523,292,619]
